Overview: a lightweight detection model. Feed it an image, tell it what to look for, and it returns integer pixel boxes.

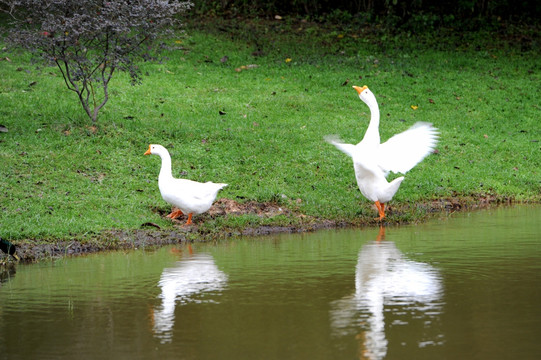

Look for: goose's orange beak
[353,85,368,95]
[144,145,151,155]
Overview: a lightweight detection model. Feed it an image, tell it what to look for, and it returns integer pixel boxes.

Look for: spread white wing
[378,122,438,174]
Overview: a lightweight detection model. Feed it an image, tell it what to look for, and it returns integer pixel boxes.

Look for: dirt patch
[1,195,520,263]
[209,198,292,217]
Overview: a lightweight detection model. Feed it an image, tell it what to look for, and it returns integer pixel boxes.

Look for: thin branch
[55,57,78,94]
[93,64,115,118]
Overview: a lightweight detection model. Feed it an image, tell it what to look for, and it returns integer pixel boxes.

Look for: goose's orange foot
[183,213,194,226]
[374,201,386,221]
[166,209,184,219]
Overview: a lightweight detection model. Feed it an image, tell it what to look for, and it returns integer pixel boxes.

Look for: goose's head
[353,85,377,107]
[144,144,168,157]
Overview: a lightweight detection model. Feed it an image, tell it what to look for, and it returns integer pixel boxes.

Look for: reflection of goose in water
[330,227,443,360]
[152,247,228,343]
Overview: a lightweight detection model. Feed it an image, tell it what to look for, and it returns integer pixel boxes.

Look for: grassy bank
[1,17,540,246]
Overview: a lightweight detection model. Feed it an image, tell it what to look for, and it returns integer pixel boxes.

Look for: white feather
[378,121,439,175]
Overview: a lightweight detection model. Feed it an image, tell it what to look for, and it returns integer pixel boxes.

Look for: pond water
[1,205,540,359]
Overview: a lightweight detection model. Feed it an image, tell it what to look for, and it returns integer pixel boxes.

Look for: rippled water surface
[1,205,540,359]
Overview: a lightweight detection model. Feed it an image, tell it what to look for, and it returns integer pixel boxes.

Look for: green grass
[0,18,540,242]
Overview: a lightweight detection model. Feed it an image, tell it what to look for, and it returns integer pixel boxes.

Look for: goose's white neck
[363,95,380,144]
[157,150,173,180]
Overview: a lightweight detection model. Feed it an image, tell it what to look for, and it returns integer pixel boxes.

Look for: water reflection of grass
[0,18,539,245]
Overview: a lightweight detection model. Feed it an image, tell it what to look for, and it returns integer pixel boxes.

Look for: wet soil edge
[3,195,526,263]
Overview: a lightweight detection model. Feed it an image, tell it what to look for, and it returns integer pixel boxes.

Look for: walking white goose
[144,144,227,225]
[326,86,438,220]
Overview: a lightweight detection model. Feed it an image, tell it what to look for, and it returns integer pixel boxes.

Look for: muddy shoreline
[3,195,520,263]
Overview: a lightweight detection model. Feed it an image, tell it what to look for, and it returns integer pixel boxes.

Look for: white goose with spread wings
[326,86,438,220]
